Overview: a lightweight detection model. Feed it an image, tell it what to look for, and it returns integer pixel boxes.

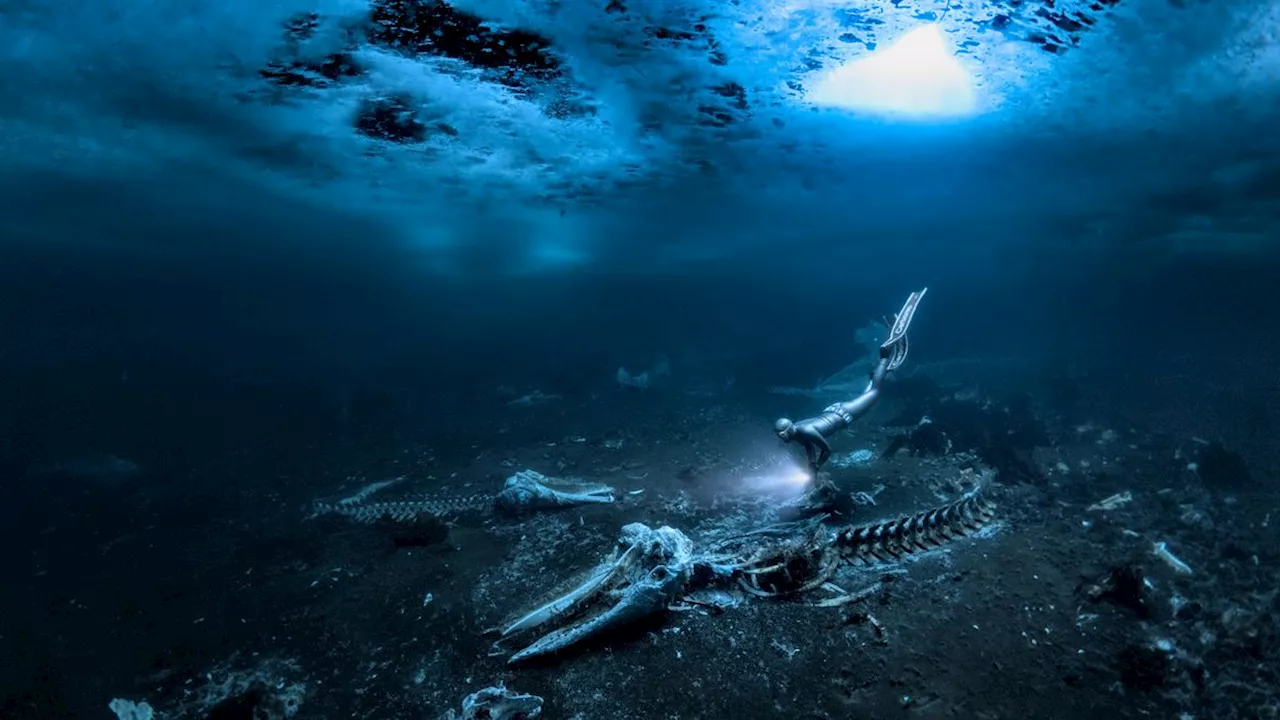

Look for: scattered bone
[845,612,888,643]
[502,523,716,665]
[495,470,615,514]
[837,474,997,565]
[315,496,488,523]
[439,685,543,720]
[1151,541,1194,575]
[830,449,876,468]
[337,477,405,506]
[770,639,801,659]
[507,390,560,407]
[851,489,881,506]
[1087,491,1133,512]
[314,469,614,523]
[108,699,155,720]
[501,541,647,640]
[674,589,742,614]
[493,474,997,663]
[814,582,883,608]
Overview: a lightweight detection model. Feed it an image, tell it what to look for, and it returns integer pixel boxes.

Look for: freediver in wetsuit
[775,288,927,474]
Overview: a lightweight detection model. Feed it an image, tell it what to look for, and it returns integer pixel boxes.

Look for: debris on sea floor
[439,685,543,720]
[1087,491,1133,512]
[1151,541,1194,575]
[107,698,154,720]
[830,448,876,468]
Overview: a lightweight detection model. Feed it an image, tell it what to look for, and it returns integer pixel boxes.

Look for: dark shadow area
[1,235,1278,718]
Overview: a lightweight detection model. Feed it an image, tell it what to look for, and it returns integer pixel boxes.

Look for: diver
[776,288,927,474]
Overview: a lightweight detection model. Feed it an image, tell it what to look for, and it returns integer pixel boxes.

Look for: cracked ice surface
[2,0,1278,274]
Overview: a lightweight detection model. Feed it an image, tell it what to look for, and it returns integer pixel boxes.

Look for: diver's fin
[882,288,927,352]
[886,333,909,371]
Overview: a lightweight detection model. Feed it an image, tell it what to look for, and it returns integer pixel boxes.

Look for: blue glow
[808,25,977,118]
[524,239,588,272]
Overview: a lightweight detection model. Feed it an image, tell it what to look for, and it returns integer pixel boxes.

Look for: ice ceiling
[2,0,1279,274]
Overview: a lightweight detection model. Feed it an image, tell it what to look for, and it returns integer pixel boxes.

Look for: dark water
[3,0,1280,717]
[4,236,1278,719]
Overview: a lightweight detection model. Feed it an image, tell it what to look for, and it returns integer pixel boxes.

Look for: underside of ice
[3,0,1279,274]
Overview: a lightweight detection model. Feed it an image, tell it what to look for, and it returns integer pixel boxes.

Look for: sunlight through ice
[808,24,977,118]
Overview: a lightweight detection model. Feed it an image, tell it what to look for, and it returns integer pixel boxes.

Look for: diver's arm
[814,434,831,469]
[795,425,831,469]
[802,439,819,469]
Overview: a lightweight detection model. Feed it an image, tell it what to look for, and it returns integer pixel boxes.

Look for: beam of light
[738,451,813,497]
[808,24,977,118]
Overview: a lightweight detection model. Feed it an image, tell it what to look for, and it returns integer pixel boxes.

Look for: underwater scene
[2,0,1279,718]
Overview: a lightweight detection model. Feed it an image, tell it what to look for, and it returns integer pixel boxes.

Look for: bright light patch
[739,452,813,497]
[781,466,812,487]
[808,25,977,118]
